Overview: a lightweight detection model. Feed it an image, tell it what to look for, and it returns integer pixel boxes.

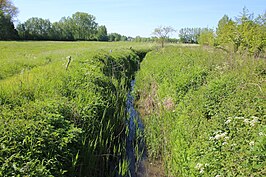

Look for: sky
[13,0,266,37]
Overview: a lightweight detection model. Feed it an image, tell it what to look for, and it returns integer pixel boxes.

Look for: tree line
[1,0,266,56]
[151,8,265,56]
[0,0,129,41]
[178,8,266,56]
[17,12,103,41]
[16,12,131,41]
[215,8,266,56]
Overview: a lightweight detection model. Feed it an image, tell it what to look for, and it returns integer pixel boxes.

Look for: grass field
[0,41,153,79]
[0,41,153,177]
[134,46,266,176]
[1,41,265,177]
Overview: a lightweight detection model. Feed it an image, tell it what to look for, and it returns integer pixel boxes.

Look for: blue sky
[13,0,266,37]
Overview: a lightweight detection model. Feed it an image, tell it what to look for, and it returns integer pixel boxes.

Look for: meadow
[134,46,265,176]
[0,41,265,177]
[0,41,152,176]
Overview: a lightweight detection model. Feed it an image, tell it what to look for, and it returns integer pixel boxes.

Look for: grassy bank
[134,46,265,176]
[0,41,153,176]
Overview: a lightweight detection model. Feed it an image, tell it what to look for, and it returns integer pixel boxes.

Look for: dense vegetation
[1,1,266,176]
[178,27,206,44]
[16,12,131,42]
[0,0,19,40]
[178,9,266,58]
[0,41,152,176]
[134,46,265,176]
[215,9,266,57]
[0,0,129,41]
[198,9,266,58]
[16,13,130,42]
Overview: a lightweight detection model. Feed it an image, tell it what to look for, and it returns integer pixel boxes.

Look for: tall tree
[152,26,175,47]
[58,17,74,40]
[216,15,240,52]
[255,11,266,26]
[0,10,18,40]
[16,22,27,39]
[216,9,266,56]
[179,28,201,43]
[96,25,108,41]
[236,8,265,56]
[19,17,52,40]
[216,15,230,36]
[0,0,18,19]
[70,12,98,40]
[198,28,215,46]
[0,0,18,40]
[108,33,122,41]
[235,7,254,24]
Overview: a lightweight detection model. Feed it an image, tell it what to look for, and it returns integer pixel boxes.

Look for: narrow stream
[126,80,146,177]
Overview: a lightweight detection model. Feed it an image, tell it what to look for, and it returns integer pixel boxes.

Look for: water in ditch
[124,79,166,177]
[126,80,147,177]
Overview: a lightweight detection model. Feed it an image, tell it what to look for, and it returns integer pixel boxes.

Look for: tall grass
[0,41,154,80]
[0,41,153,176]
[134,46,266,176]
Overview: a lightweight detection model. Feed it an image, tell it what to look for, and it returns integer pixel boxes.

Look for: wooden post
[66,56,72,70]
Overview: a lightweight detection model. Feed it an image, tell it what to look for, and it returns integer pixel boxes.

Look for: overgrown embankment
[134,46,265,176]
[0,44,150,176]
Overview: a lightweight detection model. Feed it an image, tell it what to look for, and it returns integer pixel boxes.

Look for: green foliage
[17,17,52,40]
[71,12,98,40]
[134,46,266,176]
[0,0,18,19]
[0,10,18,40]
[179,28,202,43]
[15,12,129,42]
[0,41,153,176]
[198,28,215,46]
[108,33,128,42]
[0,0,19,40]
[152,26,176,47]
[216,9,266,56]
[16,12,98,41]
[96,25,108,41]
[216,16,239,52]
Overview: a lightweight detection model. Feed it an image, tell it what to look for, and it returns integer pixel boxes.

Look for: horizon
[13,0,266,38]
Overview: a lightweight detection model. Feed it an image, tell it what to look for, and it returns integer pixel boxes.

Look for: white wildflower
[225,119,231,124]
[250,117,259,127]
[243,119,250,124]
[222,142,227,145]
[250,122,255,127]
[195,163,208,173]
[214,132,227,140]
[195,163,203,170]
[215,175,221,177]
[259,132,264,136]
[249,141,255,146]
[215,66,222,70]
[214,130,222,134]
[200,169,204,174]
